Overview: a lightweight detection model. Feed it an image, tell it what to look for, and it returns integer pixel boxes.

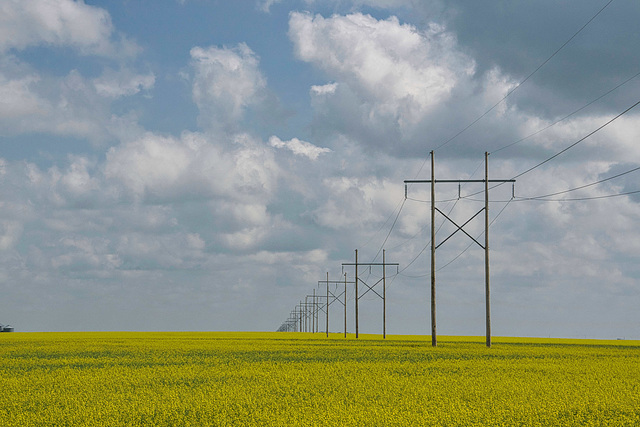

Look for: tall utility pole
[342,249,399,339]
[485,152,491,348]
[355,249,358,338]
[344,273,347,338]
[326,272,329,337]
[318,276,355,338]
[430,152,436,346]
[405,151,514,348]
[305,297,309,332]
[383,250,386,339]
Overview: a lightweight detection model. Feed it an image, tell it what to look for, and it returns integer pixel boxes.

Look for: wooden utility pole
[383,249,387,339]
[326,272,329,337]
[343,250,398,339]
[405,152,513,348]
[430,151,436,347]
[355,249,359,338]
[344,273,347,338]
[485,152,491,348]
[318,276,354,337]
[299,303,303,332]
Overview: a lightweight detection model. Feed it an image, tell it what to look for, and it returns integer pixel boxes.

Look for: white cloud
[190,44,267,131]
[0,0,139,57]
[312,176,401,230]
[0,2,147,143]
[305,0,415,8]
[0,73,44,118]
[289,12,475,128]
[310,82,338,96]
[257,0,283,13]
[0,61,146,143]
[105,132,279,202]
[103,131,281,250]
[0,220,23,251]
[93,70,155,98]
[269,136,331,160]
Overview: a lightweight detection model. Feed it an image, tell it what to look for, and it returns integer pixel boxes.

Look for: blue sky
[1,0,639,339]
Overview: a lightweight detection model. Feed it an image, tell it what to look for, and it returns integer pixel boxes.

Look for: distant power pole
[326,272,329,337]
[318,275,355,338]
[405,151,514,348]
[344,273,347,338]
[342,249,399,339]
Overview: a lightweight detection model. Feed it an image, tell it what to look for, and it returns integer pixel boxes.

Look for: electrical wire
[282,0,622,324]
[432,0,616,152]
[516,189,640,202]
[515,165,640,200]
[461,96,640,203]
[511,98,640,180]
[371,197,406,262]
[360,195,406,251]
[492,69,640,154]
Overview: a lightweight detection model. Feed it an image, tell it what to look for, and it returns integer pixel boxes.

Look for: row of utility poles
[278,152,513,348]
[277,250,398,339]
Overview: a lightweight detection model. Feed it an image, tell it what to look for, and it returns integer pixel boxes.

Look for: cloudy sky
[1,0,639,339]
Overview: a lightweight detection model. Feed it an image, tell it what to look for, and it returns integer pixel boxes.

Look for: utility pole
[485,152,491,348]
[318,276,355,338]
[342,250,399,339]
[304,297,308,332]
[405,151,513,348]
[431,151,436,347]
[383,249,387,339]
[298,303,302,332]
[355,250,358,338]
[326,272,329,338]
[344,273,347,338]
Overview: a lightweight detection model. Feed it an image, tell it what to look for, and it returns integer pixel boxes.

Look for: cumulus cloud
[289,12,475,129]
[105,132,279,203]
[0,1,149,144]
[103,131,283,250]
[269,136,331,160]
[190,44,267,131]
[0,72,44,119]
[257,0,283,13]
[0,60,151,143]
[311,176,401,230]
[310,83,338,96]
[305,0,415,9]
[93,70,155,99]
[0,0,139,57]
[0,68,116,142]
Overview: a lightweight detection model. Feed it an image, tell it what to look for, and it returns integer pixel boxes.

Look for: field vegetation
[1,332,639,426]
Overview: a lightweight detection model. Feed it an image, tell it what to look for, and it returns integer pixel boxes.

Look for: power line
[516,165,640,200]
[492,69,640,154]
[371,198,406,263]
[516,189,640,202]
[360,196,406,251]
[457,97,640,204]
[432,0,616,152]
[511,98,640,180]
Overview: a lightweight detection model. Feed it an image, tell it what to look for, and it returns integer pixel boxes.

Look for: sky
[1,0,639,339]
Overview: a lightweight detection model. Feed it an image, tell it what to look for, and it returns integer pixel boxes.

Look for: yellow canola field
[1,332,639,426]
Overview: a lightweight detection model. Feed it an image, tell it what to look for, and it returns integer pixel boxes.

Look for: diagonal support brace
[435,207,486,250]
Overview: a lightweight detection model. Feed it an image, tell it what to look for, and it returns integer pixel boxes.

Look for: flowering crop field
[1,332,639,426]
